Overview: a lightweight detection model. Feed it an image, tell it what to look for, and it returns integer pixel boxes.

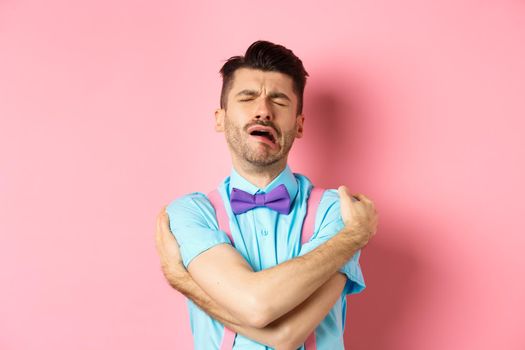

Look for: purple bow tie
[230,184,292,215]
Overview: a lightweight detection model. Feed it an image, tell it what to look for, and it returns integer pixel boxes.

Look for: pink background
[1,1,524,349]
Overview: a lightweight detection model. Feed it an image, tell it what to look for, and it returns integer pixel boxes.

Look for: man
[155,40,378,349]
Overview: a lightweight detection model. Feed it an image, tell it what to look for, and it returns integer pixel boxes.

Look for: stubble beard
[224,115,297,168]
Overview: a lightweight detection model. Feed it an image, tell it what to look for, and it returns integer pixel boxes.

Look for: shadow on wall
[295,69,367,187]
[344,238,422,350]
[298,69,426,349]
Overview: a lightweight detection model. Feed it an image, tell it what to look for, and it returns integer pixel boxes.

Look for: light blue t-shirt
[166,165,365,350]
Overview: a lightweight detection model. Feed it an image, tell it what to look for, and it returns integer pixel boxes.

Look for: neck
[231,157,288,189]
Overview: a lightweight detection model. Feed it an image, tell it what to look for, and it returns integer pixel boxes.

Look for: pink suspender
[207,190,234,243]
[207,187,325,350]
[207,190,237,350]
[300,187,325,350]
[301,188,325,246]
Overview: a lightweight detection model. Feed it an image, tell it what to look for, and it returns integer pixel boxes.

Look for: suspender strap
[301,187,325,350]
[207,187,325,350]
[208,189,234,244]
[302,187,325,245]
[220,329,236,350]
[208,189,236,349]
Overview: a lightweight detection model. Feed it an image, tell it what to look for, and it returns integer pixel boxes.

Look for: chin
[245,152,283,167]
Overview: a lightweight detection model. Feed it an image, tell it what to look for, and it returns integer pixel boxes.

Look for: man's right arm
[168,266,346,350]
[187,225,363,328]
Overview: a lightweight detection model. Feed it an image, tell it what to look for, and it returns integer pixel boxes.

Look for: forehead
[229,68,296,96]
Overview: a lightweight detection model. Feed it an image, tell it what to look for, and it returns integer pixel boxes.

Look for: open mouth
[247,125,278,148]
[249,129,276,143]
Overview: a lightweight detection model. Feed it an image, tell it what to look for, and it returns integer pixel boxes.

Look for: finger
[354,193,372,204]
[156,206,166,233]
[337,185,352,198]
[160,210,171,234]
[160,211,179,244]
[155,206,168,246]
[156,217,164,243]
[338,186,360,202]
[155,223,163,255]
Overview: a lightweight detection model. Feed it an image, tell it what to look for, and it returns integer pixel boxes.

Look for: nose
[254,98,273,121]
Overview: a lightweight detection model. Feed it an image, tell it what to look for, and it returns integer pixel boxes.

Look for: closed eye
[239,98,286,105]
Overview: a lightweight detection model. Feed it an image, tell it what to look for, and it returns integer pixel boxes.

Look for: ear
[295,114,305,138]
[214,108,225,132]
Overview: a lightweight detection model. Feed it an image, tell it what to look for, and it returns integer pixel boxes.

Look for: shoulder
[316,189,341,230]
[319,189,340,210]
[297,185,345,249]
[166,192,218,229]
[166,192,212,214]
[293,173,339,205]
[293,172,342,230]
[293,173,341,217]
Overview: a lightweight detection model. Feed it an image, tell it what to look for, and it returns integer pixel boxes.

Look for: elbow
[246,313,270,329]
[272,324,296,350]
[242,294,275,328]
[225,286,273,328]
[273,323,308,350]
[248,313,296,350]
[273,322,311,350]
[241,297,301,349]
[237,278,280,328]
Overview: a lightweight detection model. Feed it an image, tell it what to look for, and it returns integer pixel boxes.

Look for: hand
[338,186,378,248]
[155,206,188,286]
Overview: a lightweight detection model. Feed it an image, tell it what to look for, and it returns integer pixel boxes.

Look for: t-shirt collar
[229,164,298,201]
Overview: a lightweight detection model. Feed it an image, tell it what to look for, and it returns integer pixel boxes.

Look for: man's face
[215,68,304,167]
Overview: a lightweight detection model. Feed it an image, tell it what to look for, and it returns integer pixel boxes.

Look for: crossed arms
[155,187,378,349]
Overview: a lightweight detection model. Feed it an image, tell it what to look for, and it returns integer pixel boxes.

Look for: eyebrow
[235,89,291,101]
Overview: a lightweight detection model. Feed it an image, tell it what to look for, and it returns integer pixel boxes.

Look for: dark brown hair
[219,40,309,115]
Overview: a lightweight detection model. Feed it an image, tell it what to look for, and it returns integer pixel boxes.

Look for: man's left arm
[299,189,366,296]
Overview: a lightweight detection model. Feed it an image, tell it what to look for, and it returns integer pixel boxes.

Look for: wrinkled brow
[235,89,291,101]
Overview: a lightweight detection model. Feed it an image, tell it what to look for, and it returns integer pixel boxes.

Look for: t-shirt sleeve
[298,189,366,295]
[165,192,232,269]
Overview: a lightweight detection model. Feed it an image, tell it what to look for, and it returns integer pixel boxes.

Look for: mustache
[244,121,280,137]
